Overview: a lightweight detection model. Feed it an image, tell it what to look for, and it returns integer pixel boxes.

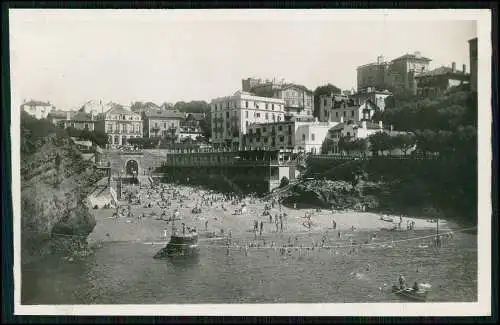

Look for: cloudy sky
[9,10,478,110]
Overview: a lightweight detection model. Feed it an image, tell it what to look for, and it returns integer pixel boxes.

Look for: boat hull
[154,234,199,259]
[392,285,428,302]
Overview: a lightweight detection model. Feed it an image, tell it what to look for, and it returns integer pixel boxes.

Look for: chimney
[451,62,456,72]
[362,121,367,129]
[378,120,383,129]
[462,64,466,73]
[340,116,344,123]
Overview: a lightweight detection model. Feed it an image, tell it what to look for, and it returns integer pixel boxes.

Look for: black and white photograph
[9,9,492,316]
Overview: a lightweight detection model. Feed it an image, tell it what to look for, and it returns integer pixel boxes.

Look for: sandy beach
[87,180,455,246]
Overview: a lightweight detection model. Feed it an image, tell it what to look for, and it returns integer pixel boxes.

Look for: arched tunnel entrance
[125,160,139,176]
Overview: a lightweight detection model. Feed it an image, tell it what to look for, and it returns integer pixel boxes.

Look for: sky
[9,10,478,110]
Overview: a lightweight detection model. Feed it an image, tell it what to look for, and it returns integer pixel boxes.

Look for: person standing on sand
[260,221,264,238]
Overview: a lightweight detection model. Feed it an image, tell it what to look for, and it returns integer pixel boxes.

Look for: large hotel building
[210,91,285,150]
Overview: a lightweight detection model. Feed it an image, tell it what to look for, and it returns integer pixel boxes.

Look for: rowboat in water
[153,212,199,259]
[153,232,199,259]
[392,285,428,302]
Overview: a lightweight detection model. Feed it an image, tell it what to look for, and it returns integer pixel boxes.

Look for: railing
[310,154,440,161]
[95,162,111,168]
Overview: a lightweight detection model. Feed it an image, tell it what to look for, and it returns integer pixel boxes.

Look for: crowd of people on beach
[102,177,456,263]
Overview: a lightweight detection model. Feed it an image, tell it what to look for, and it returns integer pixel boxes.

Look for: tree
[390,133,416,155]
[199,111,212,140]
[351,138,368,156]
[174,101,210,114]
[368,132,391,156]
[321,137,335,154]
[279,176,290,188]
[338,135,352,156]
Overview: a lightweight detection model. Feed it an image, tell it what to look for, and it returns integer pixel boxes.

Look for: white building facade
[319,90,390,123]
[96,107,143,147]
[210,91,285,150]
[21,100,55,119]
[245,118,338,154]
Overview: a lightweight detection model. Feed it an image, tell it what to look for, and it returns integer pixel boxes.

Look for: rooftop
[281,83,313,93]
[415,66,469,78]
[143,108,184,119]
[47,110,74,118]
[392,53,432,62]
[71,111,95,121]
[22,100,52,107]
[105,106,137,115]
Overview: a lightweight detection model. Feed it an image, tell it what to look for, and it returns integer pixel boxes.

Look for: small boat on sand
[380,215,394,222]
[392,285,428,301]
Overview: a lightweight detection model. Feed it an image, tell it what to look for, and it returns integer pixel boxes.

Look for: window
[245,111,248,118]
[265,113,269,120]
[265,103,268,109]
[311,133,315,141]
[324,98,327,106]
[336,112,339,117]
[343,111,347,117]
[272,114,275,121]
[245,101,249,108]
[255,102,259,109]
[226,112,230,118]
[164,122,167,128]
[279,136,284,142]
[256,113,261,118]
[351,111,355,117]
[278,125,283,131]
[272,104,275,110]
[263,127,267,133]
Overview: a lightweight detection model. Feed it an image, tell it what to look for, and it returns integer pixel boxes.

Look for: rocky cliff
[21,135,107,264]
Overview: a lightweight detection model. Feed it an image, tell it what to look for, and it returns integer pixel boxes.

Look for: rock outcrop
[21,135,107,264]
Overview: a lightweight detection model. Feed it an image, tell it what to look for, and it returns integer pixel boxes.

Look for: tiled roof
[144,108,184,119]
[282,83,313,93]
[71,111,94,121]
[392,53,432,62]
[106,106,136,115]
[48,110,74,118]
[329,123,346,131]
[23,100,52,107]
